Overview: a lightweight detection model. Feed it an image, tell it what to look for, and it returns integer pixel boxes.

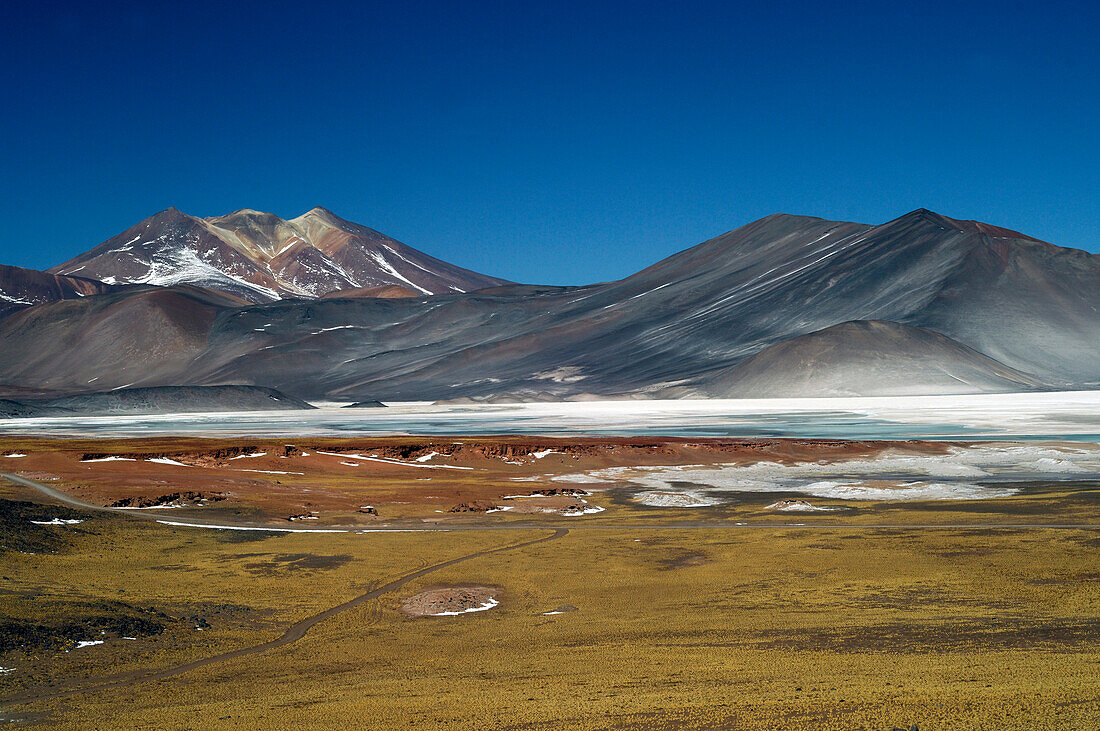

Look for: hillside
[49,207,510,302]
[1,209,1096,399]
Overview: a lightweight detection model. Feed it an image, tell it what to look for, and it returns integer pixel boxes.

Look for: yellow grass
[1,452,1098,729]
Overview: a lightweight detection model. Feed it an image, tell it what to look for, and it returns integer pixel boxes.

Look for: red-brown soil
[0,436,956,525]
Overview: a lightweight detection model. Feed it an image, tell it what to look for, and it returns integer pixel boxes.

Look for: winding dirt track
[3,469,1100,707]
[0,514,567,706]
[4,472,1099,532]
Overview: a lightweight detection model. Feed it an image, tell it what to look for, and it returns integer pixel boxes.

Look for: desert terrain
[1,435,1097,728]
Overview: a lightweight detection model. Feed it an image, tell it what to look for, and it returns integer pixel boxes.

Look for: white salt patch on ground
[802,480,1016,501]
[766,500,838,512]
[429,597,499,616]
[561,505,605,516]
[156,520,345,533]
[485,506,514,513]
[8,392,1099,440]
[1021,457,1090,473]
[3,453,26,458]
[560,443,1100,503]
[0,667,14,675]
[316,451,474,470]
[421,392,1100,441]
[355,529,447,533]
[73,640,104,649]
[550,473,612,484]
[229,452,267,459]
[30,518,84,525]
[147,457,189,466]
[115,504,187,510]
[81,456,136,462]
[233,469,305,475]
[634,491,721,508]
[415,451,439,462]
[532,449,558,459]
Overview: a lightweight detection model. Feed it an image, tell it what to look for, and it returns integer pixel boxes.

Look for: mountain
[0,264,117,318]
[1,385,314,418]
[707,320,1045,397]
[0,285,247,393]
[3,209,1097,400]
[48,207,510,302]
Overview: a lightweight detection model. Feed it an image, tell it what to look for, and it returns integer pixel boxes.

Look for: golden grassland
[0,430,1095,725]
[1,464,1098,727]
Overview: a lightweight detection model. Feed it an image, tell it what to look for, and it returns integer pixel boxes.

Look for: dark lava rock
[107,491,226,508]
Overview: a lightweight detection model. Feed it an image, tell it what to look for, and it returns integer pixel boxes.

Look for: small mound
[709,320,1043,397]
[499,494,604,515]
[634,490,720,508]
[400,586,500,617]
[541,604,577,616]
[765,499,837,512]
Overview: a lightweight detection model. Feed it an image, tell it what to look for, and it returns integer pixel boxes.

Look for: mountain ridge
[0,263,118,318]
[2,207,1096,401]
[707,320,1046,397]
[48,207,512,302]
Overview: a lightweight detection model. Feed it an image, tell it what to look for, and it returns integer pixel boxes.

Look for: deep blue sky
[2,0,1097,284]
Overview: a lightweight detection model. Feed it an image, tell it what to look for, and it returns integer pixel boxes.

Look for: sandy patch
[499,494,604,516]
[400,586,500,617]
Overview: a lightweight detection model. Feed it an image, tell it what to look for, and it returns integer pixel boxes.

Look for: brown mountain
[49,207,510,303]
[0,263,117,318]
[318,284,420,300]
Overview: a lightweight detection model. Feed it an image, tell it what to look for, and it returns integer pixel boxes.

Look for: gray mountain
[2,385,314,418]
[707,320,1045,397]
[2,209,1097,400]
[49,207,511,302]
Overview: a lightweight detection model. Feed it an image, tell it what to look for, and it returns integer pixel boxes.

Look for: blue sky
[2,0,1097,284]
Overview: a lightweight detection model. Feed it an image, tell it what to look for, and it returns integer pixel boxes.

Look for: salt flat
[0,390,1098,440]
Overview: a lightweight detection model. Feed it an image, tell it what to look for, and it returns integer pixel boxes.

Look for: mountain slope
[4,209,1098,399]
[49,207,510,302]
[7,385,314,417]
[0,264,117,318]
[706,320,1045,397]
[0,285,245,393]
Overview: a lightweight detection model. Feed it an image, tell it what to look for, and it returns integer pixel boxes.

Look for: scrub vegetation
[0,441,1097,729]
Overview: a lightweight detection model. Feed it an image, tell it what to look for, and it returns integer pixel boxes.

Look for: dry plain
[0,436,1097,729]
